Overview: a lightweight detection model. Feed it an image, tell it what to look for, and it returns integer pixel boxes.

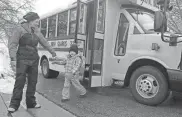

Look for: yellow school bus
[38,0,182,106]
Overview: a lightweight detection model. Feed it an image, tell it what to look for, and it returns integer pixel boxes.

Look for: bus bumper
[167,69,182,92]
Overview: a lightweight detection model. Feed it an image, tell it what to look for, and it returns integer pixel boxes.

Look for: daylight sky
[35,0,76,16]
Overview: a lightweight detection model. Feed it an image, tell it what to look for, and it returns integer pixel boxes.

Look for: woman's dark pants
[9,59,39,110]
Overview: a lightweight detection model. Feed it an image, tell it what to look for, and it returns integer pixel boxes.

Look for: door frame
[84,0,98,88]
[85,0,105,88]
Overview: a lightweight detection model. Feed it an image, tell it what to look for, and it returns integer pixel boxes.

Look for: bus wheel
[41,59,59,78]
[130,66,169,106]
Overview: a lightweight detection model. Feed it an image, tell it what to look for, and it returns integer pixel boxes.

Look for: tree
[168,0,182,33]
[0,0,36,46]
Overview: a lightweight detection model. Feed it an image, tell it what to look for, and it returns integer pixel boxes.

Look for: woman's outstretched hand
[52,61,61,65]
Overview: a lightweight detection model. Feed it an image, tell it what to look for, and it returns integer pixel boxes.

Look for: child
[52,44,87,102]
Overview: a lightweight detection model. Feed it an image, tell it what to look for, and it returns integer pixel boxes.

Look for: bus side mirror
[157,0,173,11]
[169,34,178,46]
[154,11,167,32]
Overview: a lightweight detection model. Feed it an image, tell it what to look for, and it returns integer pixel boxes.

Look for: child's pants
[62,73,86,99]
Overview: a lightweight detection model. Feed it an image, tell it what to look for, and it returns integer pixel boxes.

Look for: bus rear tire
[130,66,169,106]
[41,59,59,78]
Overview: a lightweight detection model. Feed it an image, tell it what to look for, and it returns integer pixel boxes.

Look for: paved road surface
[1,69,182,117]
[36,72,182,117]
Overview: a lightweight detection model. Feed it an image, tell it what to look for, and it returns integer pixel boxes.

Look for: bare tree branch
[0,0,36,43]
[168,0,182,33]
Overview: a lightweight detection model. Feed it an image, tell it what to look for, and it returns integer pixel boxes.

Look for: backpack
[78,55,85,75]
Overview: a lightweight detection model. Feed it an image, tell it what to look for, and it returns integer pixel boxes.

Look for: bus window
[134,26,141,34]
[127,9,154,33]
[96,0,106,33]
[132,12,154,31]
[41,19,47,37]
[58,11,68,36]
[69,8,77,34]
[78,3,87,34]
[48,15,57,38]
[114,14,129,56]
[92,39,104,74]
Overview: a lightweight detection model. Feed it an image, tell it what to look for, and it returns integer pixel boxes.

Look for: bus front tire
[130,66,169,106]
[41,59,59,79]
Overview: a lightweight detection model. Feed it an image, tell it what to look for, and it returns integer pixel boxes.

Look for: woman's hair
[23,12,40,22]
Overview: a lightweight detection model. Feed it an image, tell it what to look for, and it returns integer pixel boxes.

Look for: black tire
[130,66,169,106]
[41,59,59,78]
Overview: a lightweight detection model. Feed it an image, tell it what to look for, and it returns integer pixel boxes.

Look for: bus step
[112,79,124,88]
[80,77,90,89]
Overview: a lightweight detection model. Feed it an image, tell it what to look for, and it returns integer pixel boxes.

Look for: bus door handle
[117,59,120,63]
[152,43,160,51]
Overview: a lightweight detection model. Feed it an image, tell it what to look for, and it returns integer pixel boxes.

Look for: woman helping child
[52,44,87,102]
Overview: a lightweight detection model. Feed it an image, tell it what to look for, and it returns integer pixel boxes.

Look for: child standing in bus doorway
[52,44,87,102]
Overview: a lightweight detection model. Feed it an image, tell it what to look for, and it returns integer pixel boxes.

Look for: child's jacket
[63,54,82,75]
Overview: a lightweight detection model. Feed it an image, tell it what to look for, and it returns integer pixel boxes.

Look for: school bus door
[84,0,104,88]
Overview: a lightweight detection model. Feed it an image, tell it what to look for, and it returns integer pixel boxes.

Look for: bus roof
[40,0,159,20]
[118,0,159,11]
[40,0,92,20]
[121,3,156,14]
[40,4,76,19]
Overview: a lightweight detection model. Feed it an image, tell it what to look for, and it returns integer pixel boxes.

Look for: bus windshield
[127,9,155,33]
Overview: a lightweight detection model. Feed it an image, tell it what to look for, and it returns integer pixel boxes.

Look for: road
[36,72,182,117]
